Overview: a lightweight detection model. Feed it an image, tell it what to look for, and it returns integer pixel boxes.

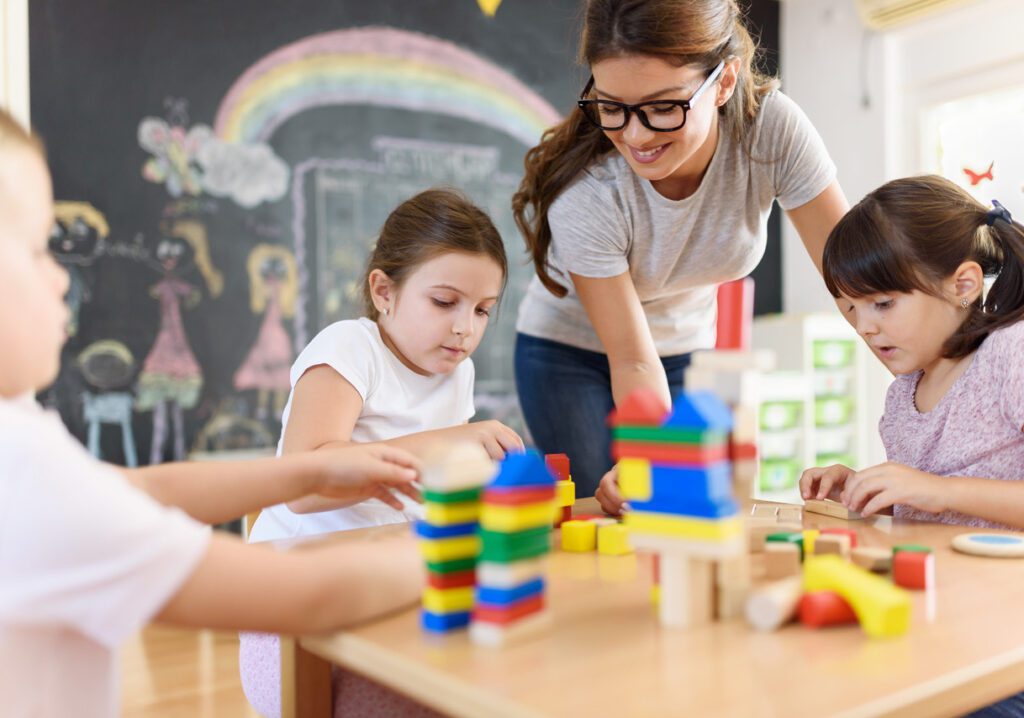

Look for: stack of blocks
[612,388,744,627]
[545,453,576,527]
[416,444,495,633]
[470,451,557,647]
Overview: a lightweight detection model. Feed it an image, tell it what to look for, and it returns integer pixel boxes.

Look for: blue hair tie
[986,200,1012,226]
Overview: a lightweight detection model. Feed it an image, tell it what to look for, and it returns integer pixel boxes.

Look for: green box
[815,397,853,427]
[813,340,856,368]
[761,401,802,431]
[759,459,800,491]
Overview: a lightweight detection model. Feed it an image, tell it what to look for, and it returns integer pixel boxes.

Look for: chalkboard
[29,0,781,465]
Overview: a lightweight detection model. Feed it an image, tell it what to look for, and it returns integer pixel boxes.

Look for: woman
[512,0,847,502]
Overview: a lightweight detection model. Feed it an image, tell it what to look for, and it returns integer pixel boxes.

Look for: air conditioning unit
[856,0,977,29]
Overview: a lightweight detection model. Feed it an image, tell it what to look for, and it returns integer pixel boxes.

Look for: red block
[472,594,544,625]
[545,453,571,481]
[893,551,933,590]
[715,278,754,351]
[607,389,669,427]
[553,505,572,528]
[730,442,758,461]
[427,569,477,590]
[611,441,728,465]
[799,591,858,628]
[821,527,858,549]
[483,485,556,505]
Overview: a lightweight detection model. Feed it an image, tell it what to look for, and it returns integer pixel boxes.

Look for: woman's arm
[570,270,671,409]
[156,530,422,633]
[785,180,849,273]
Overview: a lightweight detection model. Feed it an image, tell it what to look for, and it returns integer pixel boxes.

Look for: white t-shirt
[516,90,837,355]
[249,318,476,541]
[0,394,210,718]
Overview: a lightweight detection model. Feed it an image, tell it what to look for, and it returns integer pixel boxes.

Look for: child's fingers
[798,467,823,499]
[373,445,422,472]
[374,486,405,511]
[482,438,505,461]
[860,489,895,517]
[389,481,422,503]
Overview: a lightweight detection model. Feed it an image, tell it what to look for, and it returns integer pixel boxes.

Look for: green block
[479,526,550,563]
[892,544,932,555]
[423,487,482,504]
[767,531,805,560]
[425,557,477,574]
[612,426,727,445]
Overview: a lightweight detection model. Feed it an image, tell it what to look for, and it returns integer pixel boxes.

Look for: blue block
[628,496,739,519]
[421,609,471,632]
[664,391,734,432]
[414,520,479,539]
[648,462,734,502]
[491,450,555,488]
[475,578,544,607]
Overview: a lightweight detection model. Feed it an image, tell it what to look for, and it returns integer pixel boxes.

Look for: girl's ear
[716,57,742,107]
[367,268,394,315]
[952,261,984,304]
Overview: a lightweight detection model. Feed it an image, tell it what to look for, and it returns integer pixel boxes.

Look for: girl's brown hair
[823,174,1024,359]
[362,187,508,320]
[0,108,43,156]
[512,0,779,297]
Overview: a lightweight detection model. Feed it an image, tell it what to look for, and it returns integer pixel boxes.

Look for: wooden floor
[122,625,262,718]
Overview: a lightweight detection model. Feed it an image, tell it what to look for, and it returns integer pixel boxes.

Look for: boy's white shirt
[0,394,210,718]
[250,317,475,541]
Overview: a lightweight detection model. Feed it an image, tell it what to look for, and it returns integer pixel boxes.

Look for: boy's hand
[313,444,421,511]
[841,461,946,516]
[595,465,627,516]
[799,464,854,502]
[460,420,524,460]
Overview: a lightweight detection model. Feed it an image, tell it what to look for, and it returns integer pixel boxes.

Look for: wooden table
[281,499,1024,718]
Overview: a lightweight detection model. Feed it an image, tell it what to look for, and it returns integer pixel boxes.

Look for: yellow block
[624,511,742,542]
[561,520,597,552]
[618,458,652,501]
[480,501,556,532]
[650,584,661,605]
[803,555,911,638]
[422,586,474,614]
[803,529,820,555]
[598,523,633,556]
[418,535,480,563]
[555,480,576,508]
[425,501,481,526]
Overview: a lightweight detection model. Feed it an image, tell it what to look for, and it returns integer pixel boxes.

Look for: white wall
[0,0,29,125]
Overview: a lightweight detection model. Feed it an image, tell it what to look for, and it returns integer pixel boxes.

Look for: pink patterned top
[879,321,1024,528]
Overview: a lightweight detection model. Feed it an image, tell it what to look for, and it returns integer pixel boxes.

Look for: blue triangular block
[663,390,734,431]
[490,450,556,487]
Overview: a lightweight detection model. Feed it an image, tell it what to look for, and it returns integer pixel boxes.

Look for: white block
[420,442,496,491]
[476,558,548,589]
[469,610,551,648]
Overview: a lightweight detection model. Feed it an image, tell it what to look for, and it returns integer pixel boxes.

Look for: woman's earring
[961,297,970,309]
[382,307,389,316]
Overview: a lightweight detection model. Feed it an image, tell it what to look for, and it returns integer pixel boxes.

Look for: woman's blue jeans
[514,332,690,498]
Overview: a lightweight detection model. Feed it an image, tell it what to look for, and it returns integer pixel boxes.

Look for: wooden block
[851,547,892,572]
[477,558,547,589]
[777,506,803,524]
[750,503,779,519]
[629,532,745,561]
[598,524,633,556]
[803,498,863,521]
[554,505,572,528]
[618,457,652,501]
[422,586,475,614]
[421,442,496,491]
[744,576,802,631]
[821,527,859,549]
[803,555,912,638]
[893,550,934,590]
[766,531,805,560]
[624,512,743,542]
[715,552,751,620]
[544,453,571,481]
[418,535,481,563]
[554,479,576,507]
[659,555,714,628]
[799,590,858,628]
[814,534,850,559]
[748,521,778,553]
[802,529,820,555]
[425,501,481,526]
[561,520,597,552]
[764,542,801,579]
[470,610,552,648]
[480,501,557,533]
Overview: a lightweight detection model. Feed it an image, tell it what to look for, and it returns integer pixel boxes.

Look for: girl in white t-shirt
[242,187,522,718]
[0,110,427,718]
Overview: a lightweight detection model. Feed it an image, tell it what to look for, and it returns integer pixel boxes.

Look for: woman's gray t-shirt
[515,90,836,356]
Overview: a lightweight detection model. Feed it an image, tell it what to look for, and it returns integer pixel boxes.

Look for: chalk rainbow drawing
[213,27,561,147]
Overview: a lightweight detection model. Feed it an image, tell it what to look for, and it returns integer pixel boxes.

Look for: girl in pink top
[800,175,1024,530]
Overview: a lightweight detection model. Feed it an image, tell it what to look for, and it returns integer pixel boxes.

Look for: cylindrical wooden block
[745,576,802,631]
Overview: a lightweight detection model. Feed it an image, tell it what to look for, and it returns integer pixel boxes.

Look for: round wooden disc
[952,533,1024,558]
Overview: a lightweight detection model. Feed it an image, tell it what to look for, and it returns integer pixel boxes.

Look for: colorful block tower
[545,453,575,527]
[416,443,495,633]
[612,388,743,627]
[470,451,557,647]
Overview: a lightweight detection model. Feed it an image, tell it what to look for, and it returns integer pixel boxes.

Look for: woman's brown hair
[362,187,508,320]
[823,174,1024,359]
[512,0,779,297]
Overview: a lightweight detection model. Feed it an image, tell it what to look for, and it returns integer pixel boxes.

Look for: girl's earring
[381,307,389,317]
[961,297,970,309]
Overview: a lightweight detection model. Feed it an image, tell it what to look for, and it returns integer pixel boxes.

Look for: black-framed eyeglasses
[577,60,726,132]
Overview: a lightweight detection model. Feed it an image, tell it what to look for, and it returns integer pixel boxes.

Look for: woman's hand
[799,463,855,503]
[311,443,421,511]
[841,462,947,516]
[595,465,627,516]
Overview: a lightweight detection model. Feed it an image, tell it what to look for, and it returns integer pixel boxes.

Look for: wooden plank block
[803,498,863,520]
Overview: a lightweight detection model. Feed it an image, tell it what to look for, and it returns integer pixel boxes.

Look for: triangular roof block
[607,388,670,427]
[491,450,556,487]
[663,390,734,432]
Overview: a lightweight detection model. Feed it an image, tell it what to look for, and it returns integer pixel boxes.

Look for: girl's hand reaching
[595,465,626,516]
[799,463,855,503]
[455,420,524,460]
[840,461,946,517]
[311,443,421,511]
